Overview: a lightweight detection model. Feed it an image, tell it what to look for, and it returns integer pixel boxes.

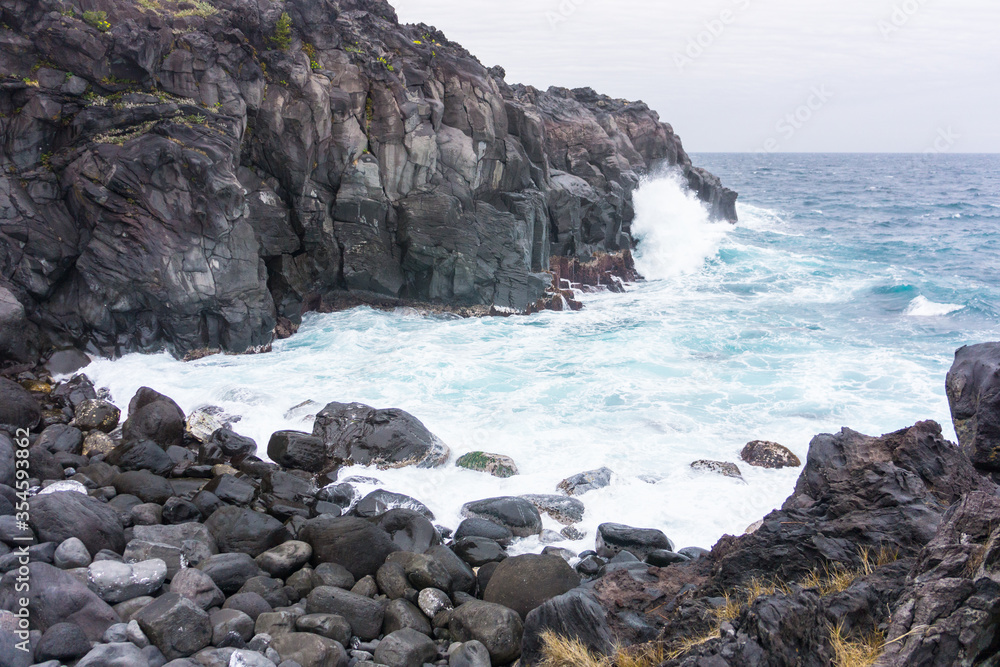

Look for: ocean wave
[904,295,964,317]
[631,172,730,280]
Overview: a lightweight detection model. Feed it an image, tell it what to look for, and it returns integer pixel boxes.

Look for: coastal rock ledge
[0,0,737,360]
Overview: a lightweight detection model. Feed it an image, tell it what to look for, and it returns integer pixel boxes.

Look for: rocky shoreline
[2,342,1000,666]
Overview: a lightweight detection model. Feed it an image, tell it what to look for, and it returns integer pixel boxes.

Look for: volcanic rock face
[0,0,736,357]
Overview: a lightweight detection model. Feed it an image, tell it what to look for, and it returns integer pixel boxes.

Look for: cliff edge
[0,0,737,358]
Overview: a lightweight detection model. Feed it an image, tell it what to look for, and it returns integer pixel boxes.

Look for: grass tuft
[830,621,885,667]
[538,631,607,667]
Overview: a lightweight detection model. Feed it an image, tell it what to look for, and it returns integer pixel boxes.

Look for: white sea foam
[631,173,730,280]
[904,296,963,317]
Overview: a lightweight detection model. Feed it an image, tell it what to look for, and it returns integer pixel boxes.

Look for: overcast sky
[391,0,1000,153]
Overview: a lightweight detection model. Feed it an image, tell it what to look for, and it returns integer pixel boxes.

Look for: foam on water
[82,154,1000,554]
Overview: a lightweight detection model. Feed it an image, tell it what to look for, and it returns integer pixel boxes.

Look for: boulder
[35,424,84,455]
[113,471,174,504]
[556,467,613,496]
[460,497,543,537]
[312,561,357,590]
[0,288,39,364]
[204,506,290,557]
[456,451,518,478]
[270,632,347,667]
[210,608,255,645]
[0,378,41,431]
[374,628,438,667]
[450,640,491,667]
[28,491,126,556]
[596,523,673,560]
[33,621,91,663]
[354,489,434,520]
[300,515,399,578]
[483,554,581,620]
[306,586,386,640]
[256,541,313,579]
[74,399,121,432]
[198,553,263,594]
[383,599,432,636]
[133,593,212,659]
[223,592,273,622]
[201,427,257,462]
[267,431,329,473]
[123,389,186,449]
[690,460,745,480]
[162,497,202,525]
[312,402,450,468]
[0,562,119,640]
[54,537,92,569]
[185,406,240,443]
[449,601,523,664]
[740,440,802,469]
[296,613,352,644]
[425,545,477,594]
[453,537,507,567]
[170,567,226,610]
[106,440,176,475]
[521,494,586,525]
[88,559,168,603]
[454,518,514,546]
[76,643,150,667]
[375,509,440,553]
[520,590,615,666]
[203,474,256,506]
[947,342,1000,471]
[0,434,15,488]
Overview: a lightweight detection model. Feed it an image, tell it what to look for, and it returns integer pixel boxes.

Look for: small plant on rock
[82,10,111,31]
[271,12,292,51]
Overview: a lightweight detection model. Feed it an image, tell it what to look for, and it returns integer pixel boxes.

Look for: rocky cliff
[0,0,736,359]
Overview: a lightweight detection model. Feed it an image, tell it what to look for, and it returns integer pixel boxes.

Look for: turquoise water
[85,154,1000,552]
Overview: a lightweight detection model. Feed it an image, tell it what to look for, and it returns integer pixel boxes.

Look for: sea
[83,153,1000,554]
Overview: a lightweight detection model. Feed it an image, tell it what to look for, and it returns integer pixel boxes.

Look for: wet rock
[270,632,347,667]
[88,559,168,604]
[301,515,399,579]
[449,600,523,665]
[483,554,581,620]
[740,440,802,469]
[107,439,176,476]
[0,562,120,641]
[256,541,313,579]
[456,451,519,478]
[596,523,673,560]
[453,537,507,567]
[185,406,240,443]
[34,621,91,663]
[36,424,84,455]
[374,628,437,667]
[295,612,352,644]
[134,593,212,660]
[54,536,92,569]
[460,497,543,538]
[646,550,690,567]
[375,508,440,553]
[0,378,41,431]
[113,471,175,504]
[520,590,615,667]
[312,402,450,468]
[29,491,126,556]
[307,586,386,640]
[201,428,257,463]
[312,561,357,590]
[454,517,514,546]
[74,399,121,432]
[170,567,225,610]
[203,474,257,506]
[354,490,434,520]
[384,598,432,636]
[418,587,453,618]
[162,497,202,525]
[691,460,745,480]
[83,431,116,457]
[199,553,264,594]
[123,390,186,450]
[947,342,1000,471]
[521,494,586,525]
[204,506,291,558]
[426,545,477,595]
[557,467,613,496]
[377,562,411,600]
[210,608,255,645]
[267,431,329,473]
[449,640,491,667]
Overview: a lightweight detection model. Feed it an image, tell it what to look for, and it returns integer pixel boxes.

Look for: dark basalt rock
[203,506,290,558]
[947,342,1000,472]
[0,287,41,365]
[28,491,126,556]
[300,515,399,579]
[267,430,329,473]
[740,440,802,469]
[0,378,41,431]
[449,600,524,665]
[354,489,435,520]
[483,554,582,620]
[454,517,515,546]
[312,402,450,469]
[521,590,615,667]
[105,439,175,476]
[557,467,613,496]
[596,523,673,560]
[460,497,543,538]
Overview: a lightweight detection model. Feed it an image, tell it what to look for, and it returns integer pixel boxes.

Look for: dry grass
[800,545,901,597]
[538,632,667,667]
[830,621,886,667]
